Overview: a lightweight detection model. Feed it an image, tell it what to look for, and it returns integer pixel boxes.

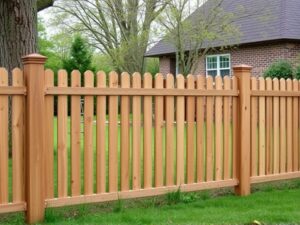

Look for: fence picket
[57,70,68,197]
[273,78,280,174]
[206,76,214,181]
[45,69,54,199]
[0,68,8,204]
[71,70,81,196]
[176,75,185,185]
[109,72,119,192]
[154,74,164,187]
[251,77,258,176]
[121,72,130,191]
[132,73,141,190]
[215,76,223,180]
[12,68,24,203]
[223,76,231,180]
[186,75,195,184]
[286,79,293,172]
[266,78,273,175]
[96,71,106,193]
[196,75,205,182]
[166,74,175,186]
[280,79,287,173]
[143,73,153,188]
[292,80,299,171]
[232,76,238,179]
[258,78,266,176]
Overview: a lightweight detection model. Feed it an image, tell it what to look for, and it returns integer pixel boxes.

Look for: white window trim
[206,54,231,76]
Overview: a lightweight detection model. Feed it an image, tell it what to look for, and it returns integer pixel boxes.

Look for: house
[145,0,300,77]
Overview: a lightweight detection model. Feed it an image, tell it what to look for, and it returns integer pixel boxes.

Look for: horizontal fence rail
[0,55,300,224]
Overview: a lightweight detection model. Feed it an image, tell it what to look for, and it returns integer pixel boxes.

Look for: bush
[295,65,300,80]
[263,60,294,79]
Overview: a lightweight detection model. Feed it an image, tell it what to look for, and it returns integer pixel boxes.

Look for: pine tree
[63,35,94,75]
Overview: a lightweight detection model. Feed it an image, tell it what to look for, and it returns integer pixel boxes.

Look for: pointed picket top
[84,70,94,88]
[12,68,23,86]
[58,70,68,87]
[273,78,279,91]
[109,71,118,88]
[176,74,185,89]
[97,71,106,87]
[266,77,272,91]
[280,78,286,90]
[293,79,299,91]
[206,75,213,89]
[132,72,141,88]
[258,77,265,90]
[215,75,223,90]
[166,73,174,88]
[186,74,195,89]
[224,76,231,90]
[196,75,205,89]
[155,73,164,89]
[71,70,81,87]
[121,72,130,88]
[251,76,257,91]
[0,67,8,86]
[286,78,292,90]
[143,73,152,88]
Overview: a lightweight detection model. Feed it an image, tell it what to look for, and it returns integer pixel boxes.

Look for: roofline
[144,38,300,58]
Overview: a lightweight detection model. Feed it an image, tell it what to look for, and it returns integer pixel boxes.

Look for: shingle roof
[146,0,300,57]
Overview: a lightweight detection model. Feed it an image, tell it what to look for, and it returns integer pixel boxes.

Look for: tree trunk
[0,0,38,76]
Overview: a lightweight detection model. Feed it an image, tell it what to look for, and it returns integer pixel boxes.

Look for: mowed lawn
[1,180,300,225]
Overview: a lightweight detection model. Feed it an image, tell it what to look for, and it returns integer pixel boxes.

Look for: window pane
[220,69,230,77]
[220,55,230,68]
[207,70,218,76]
[207,57,217,69]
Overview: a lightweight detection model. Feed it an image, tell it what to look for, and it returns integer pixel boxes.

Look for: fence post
[22,54,47,223]
[233,65,252,196]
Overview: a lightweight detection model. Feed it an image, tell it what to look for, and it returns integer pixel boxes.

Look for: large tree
[54,0,169,73]
[0,0,54,74]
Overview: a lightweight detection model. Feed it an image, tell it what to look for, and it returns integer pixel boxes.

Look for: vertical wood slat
[132,73,141,190]
[120,72,130,191]
[292,80,299,171]
[265,78,272,175]
[280,79,286,173]
[165,74,174,186]
[57,70,68,198]
[186,75,195,184]
[96,71,106,193]
[286,79,293,172]
[143,73,153,189]
[108,72,119,192]
[232,76,238,179]
[45,69,54,199]
[250,77,258,176]
[0,68,8,204]
[154,74,164,187]
[196,75,205,182]
[258,78,266,176]
[71,70,81,196]
[206,76,214,181]
[215,76,223,180]
[176,75,185,185]
[84,71,94,195]
[12,68,25,202]
[223,76,231,180]
[273,79,280,174]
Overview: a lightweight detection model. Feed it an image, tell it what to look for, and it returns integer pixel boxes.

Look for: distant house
[145,0,300,77]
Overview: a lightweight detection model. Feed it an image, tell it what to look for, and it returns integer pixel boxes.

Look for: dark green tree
[63,35,95,75]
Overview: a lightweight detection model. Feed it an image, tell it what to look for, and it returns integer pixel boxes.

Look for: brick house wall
[159,56,176,75]
[160,41,300,77]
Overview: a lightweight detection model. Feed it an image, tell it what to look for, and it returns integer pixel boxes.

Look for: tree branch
[37,0,54,11]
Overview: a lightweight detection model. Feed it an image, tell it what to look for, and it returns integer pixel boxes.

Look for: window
[206,54,231,77]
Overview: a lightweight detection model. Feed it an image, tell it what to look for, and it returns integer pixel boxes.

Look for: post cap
[233,64,253,72]
[22,53,47,65]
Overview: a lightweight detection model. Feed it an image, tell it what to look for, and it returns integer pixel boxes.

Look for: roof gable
[146,0,300,57]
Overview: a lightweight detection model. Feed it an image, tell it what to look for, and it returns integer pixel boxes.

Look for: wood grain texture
[176,75,185,185]
[12,68,25,203]
[273,79,280,174]
[57,70,68,198]
[0,68,8,204]
[286,79,293,172]
[143,73,153,189]
[265,78,273,175]
[250,77,258,177]
[96,71,107,193]
[258,78,266,176]
[292,80,299,171]
[71,70,81,196]
[280,79,287,173]
[154,74,164,187]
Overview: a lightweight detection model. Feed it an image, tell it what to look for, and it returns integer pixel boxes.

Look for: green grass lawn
[1,180,300,225]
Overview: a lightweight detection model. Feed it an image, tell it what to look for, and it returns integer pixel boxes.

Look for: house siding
[160,42,300,77]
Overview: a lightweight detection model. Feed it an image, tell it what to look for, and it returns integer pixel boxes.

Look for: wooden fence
[0,55,299,224]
